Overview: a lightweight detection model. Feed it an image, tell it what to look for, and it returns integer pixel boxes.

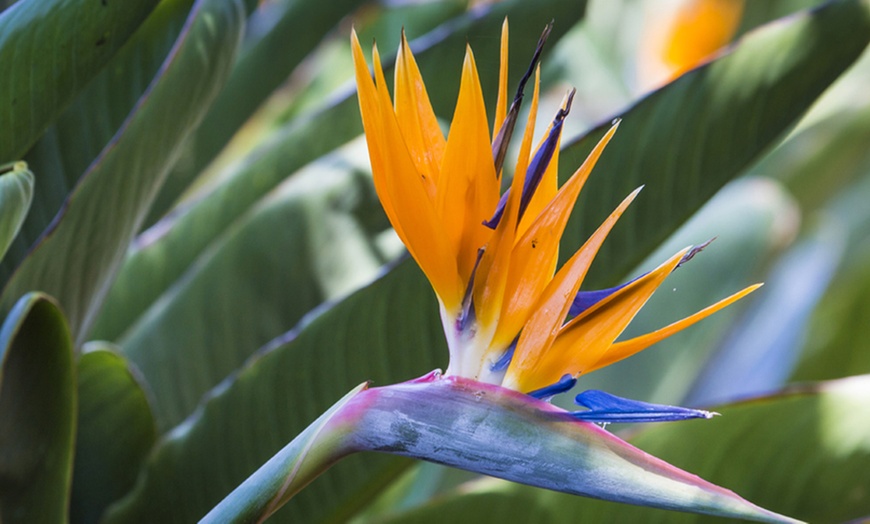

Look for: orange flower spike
[351,32,402,241]
[394,30,445,192]
[492,18,509,145]
[472,64,541,338]
[586,283,762,374]
[517,247,692,393]
[352,31,463,311]
[491,121,619,352]
[503,180,638,392]
[437,45,499,284]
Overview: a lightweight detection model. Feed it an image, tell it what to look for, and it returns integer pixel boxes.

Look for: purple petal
[572,390,716,423]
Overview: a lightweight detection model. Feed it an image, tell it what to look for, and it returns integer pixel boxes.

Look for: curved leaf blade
[0,0,159,162]
[0,162,33,262]
[146,0,370,223]
[71,343,157,524]
[122,167,385,430]
[0,293,75,524]
[105,262,443,524]
[0,0,246,343]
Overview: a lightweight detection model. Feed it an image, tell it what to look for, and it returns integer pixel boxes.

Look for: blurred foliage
[1,0,869,522]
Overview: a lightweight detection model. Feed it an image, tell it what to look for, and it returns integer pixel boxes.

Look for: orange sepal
[585,283,762,373]
[352,31,463,311]
[492,18,509,144]
[490,122,619,351]
[471,65,541,336]
[394,30,445,192]
[516,247,690,393]
[503,185,640,392]
[437,46,500,283]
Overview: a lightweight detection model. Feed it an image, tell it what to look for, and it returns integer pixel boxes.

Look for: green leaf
[146,0,371,223]
[71,343,157,524]
[0,0,159,163]
[122,165,386,430]
[379,376,870,523]
[90,0,587,344]
[791,237,870,382]
[0,293,75,524]
[105,261,442,524]
[0,0,246,344]
[560,0,870,288]
[0,162,33,262]
[686,221,843,406]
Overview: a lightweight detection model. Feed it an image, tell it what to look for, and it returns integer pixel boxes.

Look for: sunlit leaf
[0,0,245,343]
[0,0,158,162]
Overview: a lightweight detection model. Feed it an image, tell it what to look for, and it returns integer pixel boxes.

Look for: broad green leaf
[791,235,870,382]
[105,261,441,524]
[90,0,585,346]
[379,376,870,524]
[0,0,246,344]
[0,293,75,524]
[0,0,159,163]
[71,343,156,524]
[560,0,870,289]
[0,162,33,262]
[686,221,843,406]
[0,0,203,279]
[145,0,371,223]
[572,177,799,407]
[122,165,386,430]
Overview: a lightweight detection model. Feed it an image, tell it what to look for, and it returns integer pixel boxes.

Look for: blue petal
[568,279,635,317]
[571,390,716,423]
[484,90,575,230]
[527,374,577,401]
[516,95,572,221]
[490,338,517,372]
[483,190,509,229]
[567,240,714,318]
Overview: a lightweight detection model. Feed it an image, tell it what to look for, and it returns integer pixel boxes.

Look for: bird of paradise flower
[205,21,801,524]
[351,21,758,409]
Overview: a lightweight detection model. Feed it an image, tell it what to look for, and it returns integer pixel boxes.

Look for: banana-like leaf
[0,0,159,163]
[379,375,870,523]
[0,0,245,344]
[105,262,442,523]
[560,0,870,288]
[123,166,386,430]
[0,293,75,524]
[205,374,797,524]
[1,0,198,279]
[0,162,33,262]
[91,0,586,343]
[71,343,157,524]
[791,243,870,381]
[686,223,843,406]
[146,0,371,223]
